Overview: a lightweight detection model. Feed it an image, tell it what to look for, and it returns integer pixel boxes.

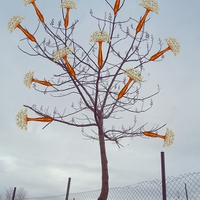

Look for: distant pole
[161,152,167,200]
[65,177,71,200]
[11,187,16,200]
[185,183,189,200]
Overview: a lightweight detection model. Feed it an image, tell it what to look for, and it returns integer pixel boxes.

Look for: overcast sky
[1,0,200,198]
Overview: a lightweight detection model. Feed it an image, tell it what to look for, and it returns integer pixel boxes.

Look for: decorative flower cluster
[23,0,44,22]
[7,15,36,41]
[165,37,180,56]
[12,0,177,149]
[16,109,28,130]
[23,71,52,88]
[53,46,73,61]
[143,128,175,147]
[24,71,34,88]
[7,15,25,33]
[118,68,142,99]
[124,68,143,84]
[89,30,111,42]
[163,128,175,147]
[23,0,35,6]
[60,0,77,9]
[16,108,53,130]
[139,0,159,14]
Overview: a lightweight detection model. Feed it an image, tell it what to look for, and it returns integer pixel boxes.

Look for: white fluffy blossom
[165,37,180,56]
[139,0,159,14]
[60,0,77,9]
[89,30,111,42]
[53,46,73,61]
[24,71,34,89]
[16,109,28,130]
[23,0,35,6]
[124,68,142,84]
[163,128,175,147]
[7,15,25,33]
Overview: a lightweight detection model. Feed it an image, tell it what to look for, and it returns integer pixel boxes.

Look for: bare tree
[5,188,13,200]
[4,188,27,200]
[8,0,179,199]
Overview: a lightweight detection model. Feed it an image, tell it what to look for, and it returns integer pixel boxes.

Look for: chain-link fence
[27,172,200,200]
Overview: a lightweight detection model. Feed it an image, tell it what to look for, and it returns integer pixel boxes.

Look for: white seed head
[60,0,77,9]
[124,68,143,84]
[53,46,73,61]
[8,15,25,33]
[163,128,175,147]
[89,30,111,42]
[165,37,180,56]
[16,109,28,130]
[23,0,35,6]
[24,71,34,89]
[139,0,160,14]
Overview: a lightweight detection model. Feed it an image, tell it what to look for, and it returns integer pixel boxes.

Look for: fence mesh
[27,172,200,200]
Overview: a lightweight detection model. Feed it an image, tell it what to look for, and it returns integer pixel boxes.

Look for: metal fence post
[11,187,16,200]
[65,177,71,200]
[185,183,189,200]
[161,152,166,200]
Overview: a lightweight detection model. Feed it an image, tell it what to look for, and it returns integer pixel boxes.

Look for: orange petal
[32,1,44,23]
[64,8,70,28]
[143,131,165,139]
[136,9,150,34]
[32,78,52,86]
[27,117,53,123]
[114,0,120,15]
[118,77,133,99]
[98,41,103,68]
[149,46,171,61]
[62,56,76,77]
[17,24,36,42]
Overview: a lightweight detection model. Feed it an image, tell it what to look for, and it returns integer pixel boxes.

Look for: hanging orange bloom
[89,30,111,68]
[114,0,120,15]
[24,71,52,88]
[16,109,53,130]
[7,15,36,42]
[53,46,76,77]
[142,128,175,147]
[136,0,159,34]
[149,37,180,61]
[60,0,77,28]
[118,68,142,99]
[23,0,44,23]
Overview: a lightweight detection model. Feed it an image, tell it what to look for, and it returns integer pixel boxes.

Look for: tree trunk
[97,128,109,200]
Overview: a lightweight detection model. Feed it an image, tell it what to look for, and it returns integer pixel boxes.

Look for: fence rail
[27,172,200,200]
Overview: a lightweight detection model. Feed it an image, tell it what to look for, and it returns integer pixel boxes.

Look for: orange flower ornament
[23,0,44,23]
[143,128,175,147]
[89,30,111,68]
[136,0,159,34]
[150,37,180,61]
[8,15,36,42]
[60,0,77,28]
[24,71,52,88]
[16,109,53,130]
[114,0,120,15]
[53,46,76,77]
[118,68,142,99]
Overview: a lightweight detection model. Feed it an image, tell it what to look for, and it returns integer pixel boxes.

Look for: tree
[8,0,179,199]
[4,187,27,200]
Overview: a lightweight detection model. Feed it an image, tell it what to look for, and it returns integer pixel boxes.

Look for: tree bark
[97,127,109,200]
